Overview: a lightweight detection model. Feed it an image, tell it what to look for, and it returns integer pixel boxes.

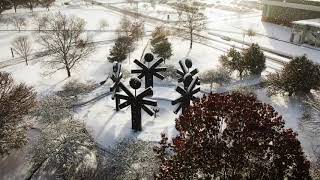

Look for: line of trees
[0,0,55,13]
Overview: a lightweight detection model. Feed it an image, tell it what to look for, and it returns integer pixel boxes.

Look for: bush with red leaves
[154,93,311,179]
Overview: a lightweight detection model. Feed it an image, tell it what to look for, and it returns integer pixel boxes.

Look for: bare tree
[200,67,231,92]
[34,14,49,32]
[12,36,33,65]
[0,72,36,156]
[39,13,95,77]
[176,2,206,49]
[99,19,108,30]
[12,16,26,32]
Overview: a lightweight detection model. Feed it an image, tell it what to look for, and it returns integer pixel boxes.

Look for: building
[262,0,320,25]
[291,18,320,46]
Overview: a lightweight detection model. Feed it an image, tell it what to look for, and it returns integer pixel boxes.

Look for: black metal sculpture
[177,58,200,89]
[172,75,200,114]
[110,62,123,111]
[116,78,157,131]
[132,53,167,88]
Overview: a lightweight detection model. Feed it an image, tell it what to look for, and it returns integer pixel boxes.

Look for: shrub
[58,80,96,98]
[33,95,73,124]
[200,67,231,91]
[154,92,311,179]
[97,138,159,179]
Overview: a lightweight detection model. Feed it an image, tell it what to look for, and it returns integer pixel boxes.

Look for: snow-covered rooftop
[293,18,320,29]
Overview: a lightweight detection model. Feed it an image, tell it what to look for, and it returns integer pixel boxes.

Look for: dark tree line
[0,0,55,13]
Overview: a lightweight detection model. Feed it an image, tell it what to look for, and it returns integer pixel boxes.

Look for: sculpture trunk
[145,74,153,88]
[131,104,142,131]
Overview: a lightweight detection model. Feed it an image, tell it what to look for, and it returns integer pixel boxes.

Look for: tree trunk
[190,31,193,49]
[66,67,71,77]
[14,5,17,13]
[25,58,28,66]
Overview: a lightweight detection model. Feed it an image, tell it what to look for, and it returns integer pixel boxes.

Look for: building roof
[293,18,320,28]
[262,0,320,11]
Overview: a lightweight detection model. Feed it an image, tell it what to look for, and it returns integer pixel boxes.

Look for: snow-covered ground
[0,0,319,177]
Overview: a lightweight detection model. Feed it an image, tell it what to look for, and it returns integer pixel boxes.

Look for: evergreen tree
[219,47,245,79]
[266,55,320,96]
[243,43,266,76]
[151,26,172,63]
[150,26,167,47]
[108,36,133,63]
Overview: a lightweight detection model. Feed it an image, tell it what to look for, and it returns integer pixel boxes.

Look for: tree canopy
[155,92,311,179]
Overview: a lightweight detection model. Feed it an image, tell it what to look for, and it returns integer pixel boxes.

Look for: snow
[0,1,319,176]
[293,18,320,28]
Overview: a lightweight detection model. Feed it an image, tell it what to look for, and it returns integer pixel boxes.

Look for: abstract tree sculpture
[131,53,167,88]
[177,59,199,89]
[172,75,200,114]
[110,62,123,111]
[116,78,157,131]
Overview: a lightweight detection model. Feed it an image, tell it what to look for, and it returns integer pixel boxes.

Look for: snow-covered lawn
[0,1,319,174]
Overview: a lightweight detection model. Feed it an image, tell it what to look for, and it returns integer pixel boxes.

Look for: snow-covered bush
[57,80,96,98]
[33,95,73,124]
[200,67,231,91]
[98,138,159,179]
[155,92,311,179]
[29,120,98,180]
